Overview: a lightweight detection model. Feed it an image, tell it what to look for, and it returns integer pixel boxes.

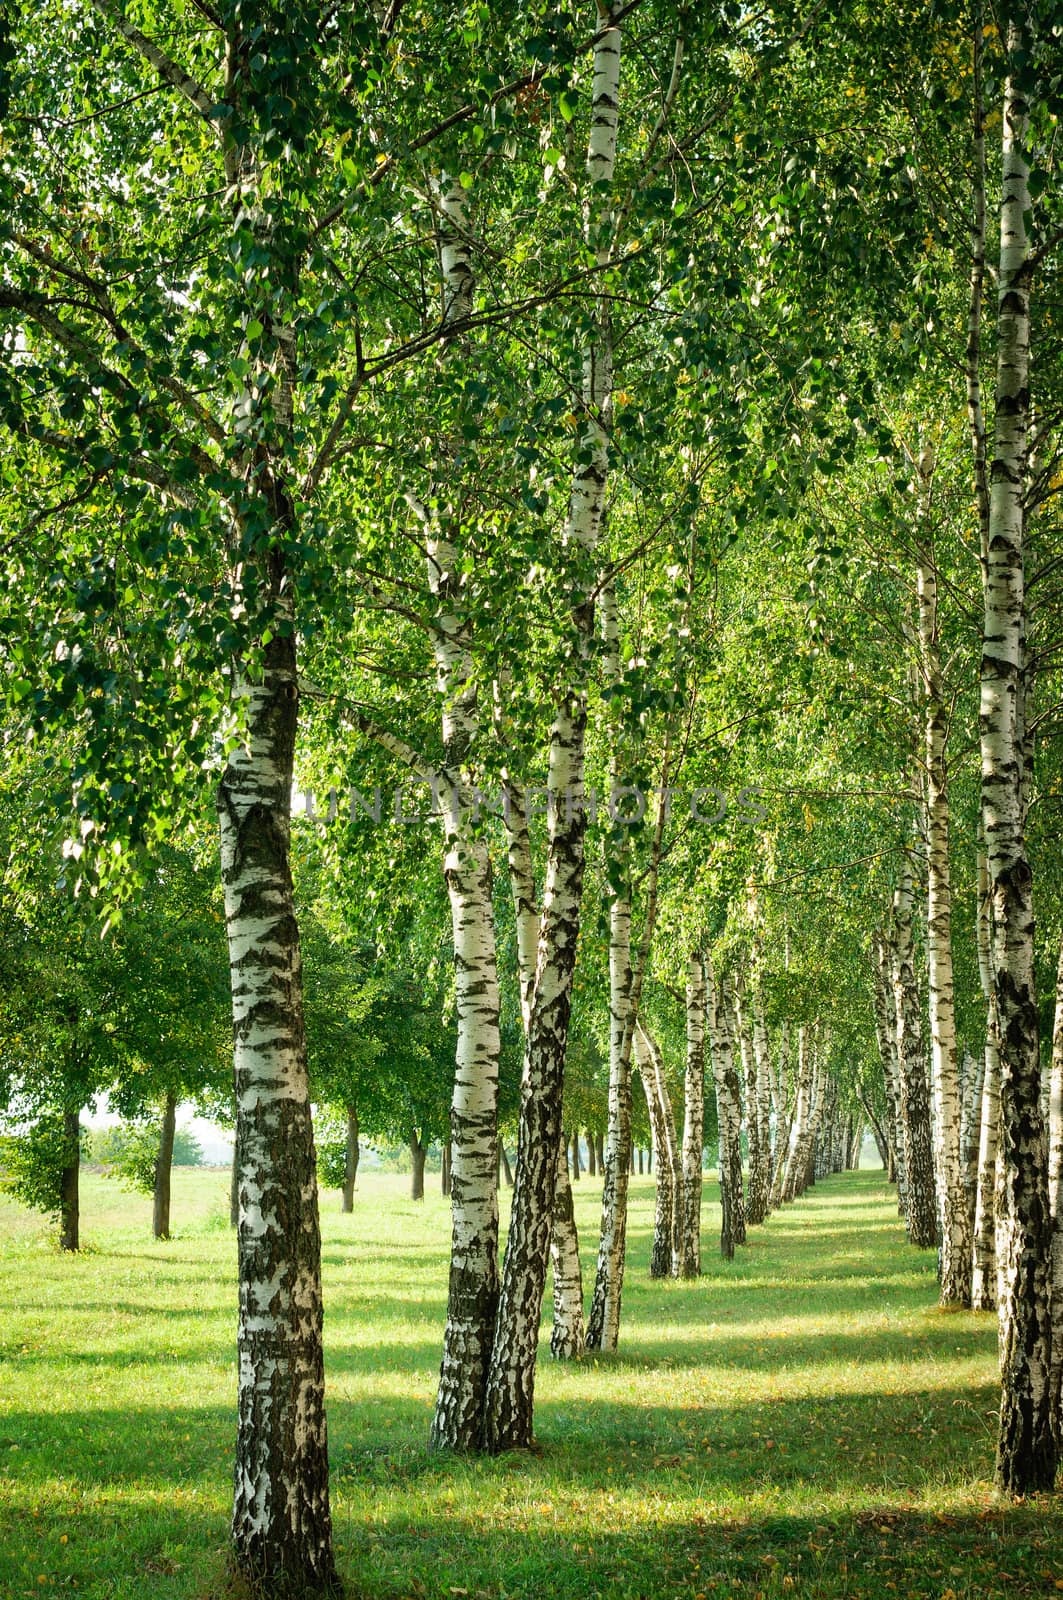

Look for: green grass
[1,1166,1060,1599]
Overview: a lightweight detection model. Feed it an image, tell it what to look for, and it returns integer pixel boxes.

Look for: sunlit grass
[1,1165,1059,1597]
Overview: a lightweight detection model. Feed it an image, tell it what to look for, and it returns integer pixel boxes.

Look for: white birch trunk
[424,176,503,1453]
[971,846,1001,1310]
[637,1020,681,1278]
[735,974,766,1225]
[679,952,706,1277]
[781,1025,812,1204]
[980,20,1055,1495]
[915,450,971,1305]
[482,8,624,1451]
[708,963,745,1256]
[220,637,335,1588]
[503,781,584,1363]
[890,861,938,1248]
[751,976,774,1221]
[550,1135,586,1359]
[1048,944,1063,1434]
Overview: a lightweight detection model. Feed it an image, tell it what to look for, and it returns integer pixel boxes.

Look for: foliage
[89,1120,204,1190]
[0,1111,79,1219]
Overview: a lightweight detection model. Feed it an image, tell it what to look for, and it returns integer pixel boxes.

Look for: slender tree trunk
[972,848,1002,1311]
[440,1139,451,1198]
[768,1021,792,1211]
[586,592,634,1352]
[751,974,774,1221]
[550,1135,585,1360]
[586,1131,597,1177]
[637,1022,679,1279]
[679,952,706,1277]
[594,1131,604,1174]
[500,1145,513,1187]
[341,1106,359,1213]
[890,860,938,1249]
[981,20,1055,1498]
[482,14,623,1449]
[59,1108,79,1253]
[782,1027,813,1204]
[570,1133,581,1180]
[420,175,504,1455]
[218,634,335,1591]
[916,454,971,1305]
[873,934,908,1214]
[153,1091,177,1242]
[1048,944,1063,1445]
[736,974,767,1227]
[709,965,746,1257]
[959,1048,984,1234]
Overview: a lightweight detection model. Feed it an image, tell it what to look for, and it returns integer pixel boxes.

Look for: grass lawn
[0,1164,1059,1599]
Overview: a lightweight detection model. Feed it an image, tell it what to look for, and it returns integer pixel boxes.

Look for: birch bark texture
[890,861,938,1249]
[709,966,746,1257]
[915,448,971,1305]
[481,7,623,1450]
[679,952,707,1277]
[980,19,1055,1497]
[219,633,336,1592]
[422,175,504,1454]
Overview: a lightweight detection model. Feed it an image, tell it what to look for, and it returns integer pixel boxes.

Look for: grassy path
[1,1167,1060,1598]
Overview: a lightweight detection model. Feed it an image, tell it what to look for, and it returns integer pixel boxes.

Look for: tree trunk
[959,1048,984,1234]
[341,1106,360,1213]
[768,1019,793,1212]
[59,1109,79,1253]
[409,1133,426,1201]
[873,934,908,1214]
[973,841,1001,1315]
[570,1132,581,1180]
[890,860,938,1249]
[637,1022,679,1279]
[595,1131,604,1174]
[586,852,633,1350]
[751,975,774,1221]
[981,19,1055,1498]
[153,1091,177,1242]
[782,1027,813,1204]
[412,172,504,1454]
[679,952,706,1278]
[440,1138,451,1199]
[550,1135,585,1360]
[500,1145,514,1187]
[735,974,767,1227]
[1048,944,1063,1441]
[481,15,623,1448]
[230,1139,240,1230]
[218,633,335,1591]
[916,455,971,1305]
[586,1131,597,1177]
[709,965,746,1257]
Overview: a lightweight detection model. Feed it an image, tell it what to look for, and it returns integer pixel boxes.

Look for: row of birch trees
[2,0,1062,1591]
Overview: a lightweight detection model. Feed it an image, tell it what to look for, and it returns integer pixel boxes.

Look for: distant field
[0,1167,1059,1599]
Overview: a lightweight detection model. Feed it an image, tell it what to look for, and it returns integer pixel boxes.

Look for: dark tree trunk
[570,1132,581,1179]
[637,1147,644,1176]
[595,1131,605,1173]
[341,1106,359,1213]
[586,1130,597,1176]
[59,1109,80,1253]
[153,1092,177,1241]
[441,1137,451,1198]
[409,1132,426,1200]
[500,1144,513,1187]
